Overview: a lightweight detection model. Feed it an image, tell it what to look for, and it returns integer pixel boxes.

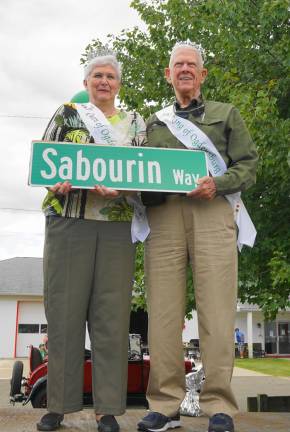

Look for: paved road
[1,358,290,412]
[2,373,290,412]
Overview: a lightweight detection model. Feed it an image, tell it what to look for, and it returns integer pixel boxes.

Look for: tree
[82,0,290,319]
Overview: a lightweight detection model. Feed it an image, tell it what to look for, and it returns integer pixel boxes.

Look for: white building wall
[183,309,268,347]
[0,299,17,358]
[0,296,93,358]
[16,301,47,357]
[183,313,199,342]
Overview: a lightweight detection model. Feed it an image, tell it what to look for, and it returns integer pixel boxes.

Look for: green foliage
[185,266,196,318]
[83,0,290,318]
[132,242,146,311]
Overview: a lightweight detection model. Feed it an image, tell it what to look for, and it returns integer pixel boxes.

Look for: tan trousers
[43,216,135,414]
[145,195,239,417]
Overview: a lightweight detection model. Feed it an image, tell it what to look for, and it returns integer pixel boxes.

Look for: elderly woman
[37,52,146,432]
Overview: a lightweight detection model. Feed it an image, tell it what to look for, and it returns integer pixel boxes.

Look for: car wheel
[10,361,23,396]
[31,386,47,408]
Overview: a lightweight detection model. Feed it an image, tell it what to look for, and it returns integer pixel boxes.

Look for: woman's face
[84,64,120,105]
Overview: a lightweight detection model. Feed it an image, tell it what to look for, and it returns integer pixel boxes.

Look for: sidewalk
[233,366,269,376]
[0,407,290,432]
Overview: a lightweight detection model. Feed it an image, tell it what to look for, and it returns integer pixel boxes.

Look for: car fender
[23,375,47,406]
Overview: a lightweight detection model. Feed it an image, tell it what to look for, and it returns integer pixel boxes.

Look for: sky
[0,0,145,261]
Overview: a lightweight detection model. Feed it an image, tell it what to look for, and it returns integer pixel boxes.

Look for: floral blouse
[42,103,146,222]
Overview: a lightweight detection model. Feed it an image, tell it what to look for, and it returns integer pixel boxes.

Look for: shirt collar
[174,96,205,119]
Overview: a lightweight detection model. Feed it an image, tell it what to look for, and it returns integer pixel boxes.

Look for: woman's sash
[75,102,150,242]
[76,102,119,145]
[156,105,256,251]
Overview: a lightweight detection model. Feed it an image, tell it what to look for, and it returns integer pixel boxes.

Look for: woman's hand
[49,181,72,195]
[92,185,120,198]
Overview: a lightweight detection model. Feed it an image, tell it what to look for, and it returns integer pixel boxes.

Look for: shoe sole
[207,428,235,432]
[208,429,233,432]
[36,421,62,431]
[98,427,120,432]
[138,420,181,432]
[98,425,120,432]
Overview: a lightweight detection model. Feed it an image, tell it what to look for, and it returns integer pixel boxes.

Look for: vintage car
[10,335,194,408]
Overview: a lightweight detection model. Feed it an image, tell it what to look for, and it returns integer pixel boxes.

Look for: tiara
[86,44,117,62]
[172,40,206,62]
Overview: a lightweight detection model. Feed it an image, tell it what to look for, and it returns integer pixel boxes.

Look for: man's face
[165,48,207,99]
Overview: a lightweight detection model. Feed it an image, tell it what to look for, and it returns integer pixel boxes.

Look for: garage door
[16,302,47,357]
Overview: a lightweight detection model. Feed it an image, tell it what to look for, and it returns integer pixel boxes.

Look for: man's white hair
[169,40,205,69]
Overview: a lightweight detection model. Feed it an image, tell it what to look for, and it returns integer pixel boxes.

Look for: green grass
[234,358,290,377]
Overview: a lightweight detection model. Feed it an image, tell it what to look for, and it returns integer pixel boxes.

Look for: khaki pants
[145,195,238,417]
[43,216,135,414]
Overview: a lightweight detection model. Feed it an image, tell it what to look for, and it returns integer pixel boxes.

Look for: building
[0,257,45,358]
[0,257,148,358]
[183,303,290,357]
[1,257,290,358]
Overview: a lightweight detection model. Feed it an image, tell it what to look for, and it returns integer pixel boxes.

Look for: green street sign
[29,141,208,193]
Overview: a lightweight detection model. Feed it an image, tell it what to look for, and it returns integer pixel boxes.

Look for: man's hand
[49,181,72,195]
[92,185,120,198]
[187,176,217,200]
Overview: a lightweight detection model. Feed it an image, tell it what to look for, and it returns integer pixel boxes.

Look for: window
[18,324,40,334]
[40,324,48,333]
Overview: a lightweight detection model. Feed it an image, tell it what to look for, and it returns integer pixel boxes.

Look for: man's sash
[75,102,150,242]
[156,105,256,251]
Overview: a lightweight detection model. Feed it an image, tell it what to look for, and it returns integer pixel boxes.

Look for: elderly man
[137,41,258,432]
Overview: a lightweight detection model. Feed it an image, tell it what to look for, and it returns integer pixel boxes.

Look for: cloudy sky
[0,0,145,261]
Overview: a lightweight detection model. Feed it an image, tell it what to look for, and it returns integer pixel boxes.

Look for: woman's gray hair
[84,55,122,81]
[169,41,205,69]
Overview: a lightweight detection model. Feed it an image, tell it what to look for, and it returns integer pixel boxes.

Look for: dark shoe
[137,411,181,432]
[208,413,234,432]
[37,413,64,431]
[97,415,120,432]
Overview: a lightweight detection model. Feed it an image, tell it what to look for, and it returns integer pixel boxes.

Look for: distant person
[36,49,147,432]
[235,328,245,359]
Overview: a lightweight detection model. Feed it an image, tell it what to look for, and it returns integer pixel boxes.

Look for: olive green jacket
[146,100,258,196]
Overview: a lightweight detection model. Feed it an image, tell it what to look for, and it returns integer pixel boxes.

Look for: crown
[86,44,117,62]
[172,40,206,62]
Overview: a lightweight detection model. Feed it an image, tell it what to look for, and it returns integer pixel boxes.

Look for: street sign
[29,141,208,193]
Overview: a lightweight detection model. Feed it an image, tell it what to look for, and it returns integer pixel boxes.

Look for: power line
[0,207,42,213]
[0,231,44,235]
[0,114,50,119]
